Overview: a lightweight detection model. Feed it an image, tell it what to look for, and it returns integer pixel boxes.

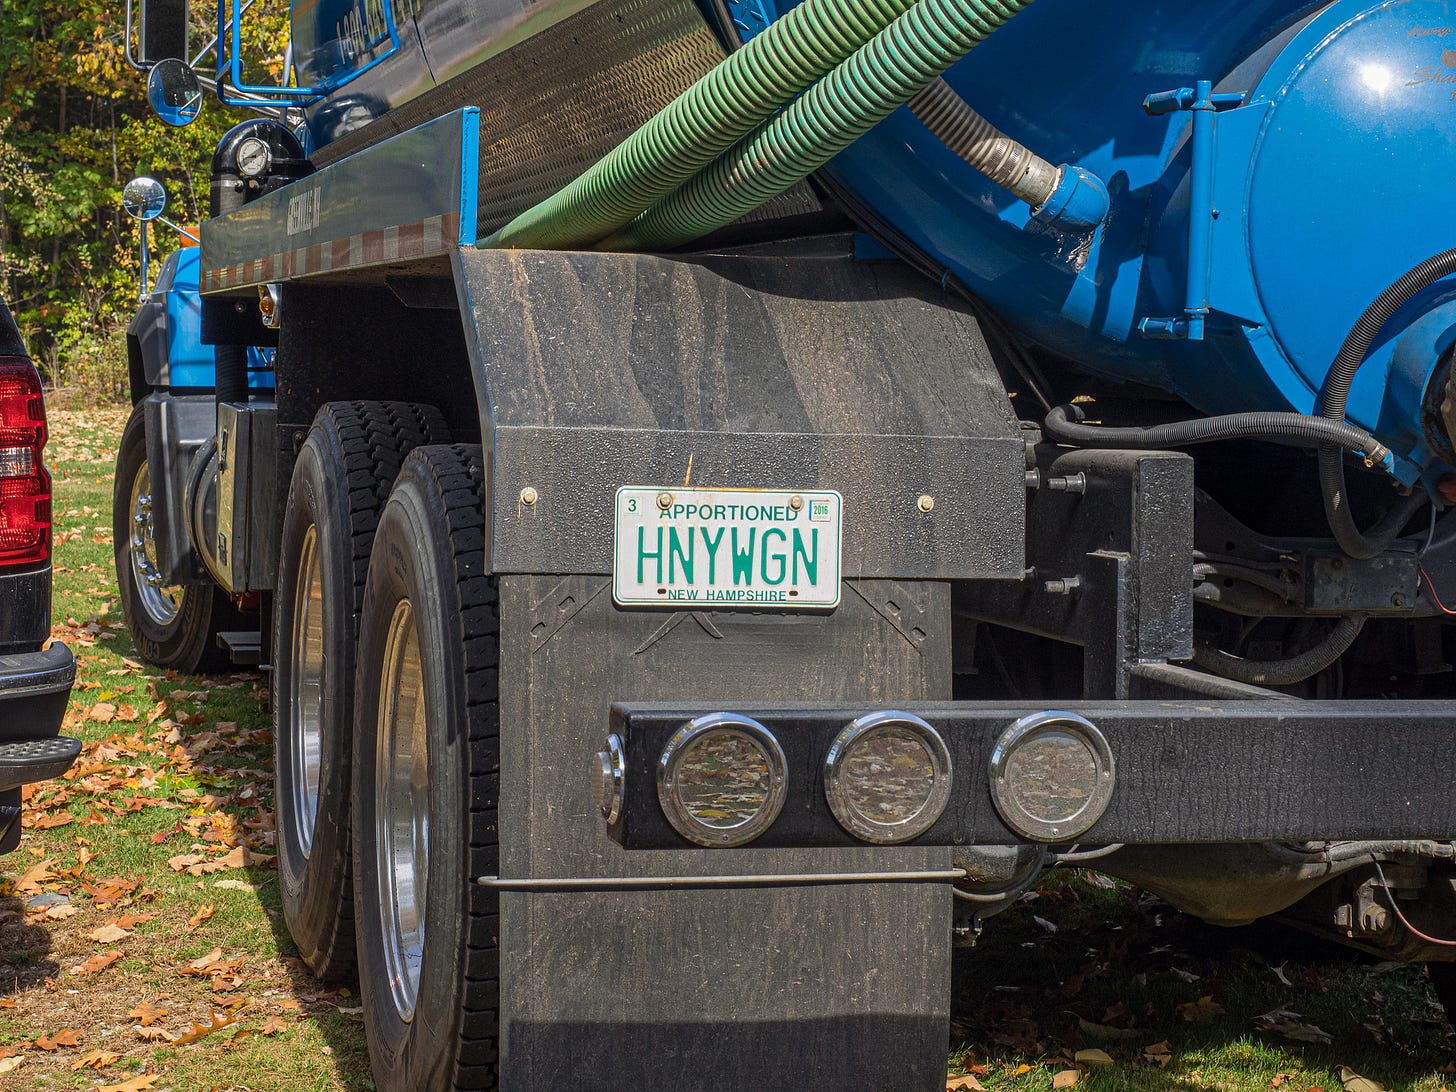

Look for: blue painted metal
[716,0,1456,483]
[160,248,274,391]
[1137,82,1244,342]
[216,0,405,107]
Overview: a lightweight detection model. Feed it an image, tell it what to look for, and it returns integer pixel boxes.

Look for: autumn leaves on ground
[0,407,370,1091]
[2,406,1455,1092]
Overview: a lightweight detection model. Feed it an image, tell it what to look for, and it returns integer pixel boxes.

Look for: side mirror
[147,59,204,127]
[138,0,189,66]
[122,177,167,221]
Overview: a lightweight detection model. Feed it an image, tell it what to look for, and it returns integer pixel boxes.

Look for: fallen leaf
[1078,1018,1140,1040]
[1270,1073,1297,1088]
[36,1028,82,1050]
[1177,995,1225,1023]
[98,1074,161,1092]
[86,923,132,944]
[947,1077,984,1091]
[1141,1041,1172,1069]
[1012,1063,1032,1076]
[1052,1070,1080,1088]
[135,1027,177,1043]
[1032,915,1059,934]
[1075,1049,1114,1067]
[70,950,122,976]
[188,904,215,927]
[127,1000,169,1026]
[71,1049,120,1070]
[1340,1067,1386,1092]
[87,702,117,722]
[0,1055,23,1073]
[258,1015,288,1035]
[171,1010,237,1045]
[186,947,224,971]
[213,879,254,891]
[1271,963,1294,987]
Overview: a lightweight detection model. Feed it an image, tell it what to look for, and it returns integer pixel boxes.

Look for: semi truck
[115,0,1456,1087]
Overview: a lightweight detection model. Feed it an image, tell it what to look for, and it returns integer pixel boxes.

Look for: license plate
[613,487,843,609]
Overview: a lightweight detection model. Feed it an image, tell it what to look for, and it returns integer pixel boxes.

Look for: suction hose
[1192,614,1366,686]
[908,78,1107,233]
[1042,404,1391,461]
[598,0,1032,251]
[1318,249,1456,558]
[484,0,927,250]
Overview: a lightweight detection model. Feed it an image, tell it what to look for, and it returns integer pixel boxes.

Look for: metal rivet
[657,492,674,510]
[789,494,803,511]
[917,494,935,513]
[520,487,538,506]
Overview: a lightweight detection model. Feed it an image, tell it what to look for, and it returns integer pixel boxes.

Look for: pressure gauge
[235,136,272,179]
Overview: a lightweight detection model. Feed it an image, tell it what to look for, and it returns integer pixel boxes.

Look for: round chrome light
[595,734,626,826]
[989,711,1115,842]
[657,714,787,847]
[824,711,952,844]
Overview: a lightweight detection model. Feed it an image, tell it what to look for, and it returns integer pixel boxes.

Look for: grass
[0,406,371,1091]
[0,404,1452,1091]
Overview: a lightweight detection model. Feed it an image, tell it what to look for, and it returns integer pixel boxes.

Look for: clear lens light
[0,447,34,478]
[824,712,952,844]
[658,714,787,847]
[989,711,1115,842]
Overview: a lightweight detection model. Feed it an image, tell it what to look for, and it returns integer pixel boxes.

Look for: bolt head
[917,494,935,513]
[519,487,538,506]
[789,494,803,512]
[656,492,674,511]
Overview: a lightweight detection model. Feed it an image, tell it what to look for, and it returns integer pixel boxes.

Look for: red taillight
[0,360,50,568]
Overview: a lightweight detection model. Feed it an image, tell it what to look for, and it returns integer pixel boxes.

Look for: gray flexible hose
[1191,614,1366,686]
[907,78,1058,208]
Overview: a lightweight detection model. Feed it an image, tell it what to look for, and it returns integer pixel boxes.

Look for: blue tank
[287,0,1456,484]
[727,0,1456,484]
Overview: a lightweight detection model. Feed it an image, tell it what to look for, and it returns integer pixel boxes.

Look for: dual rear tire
[271,405,498,1089]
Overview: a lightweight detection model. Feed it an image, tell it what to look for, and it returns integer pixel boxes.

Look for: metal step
[217,631,263,666]
[0,736,81,791]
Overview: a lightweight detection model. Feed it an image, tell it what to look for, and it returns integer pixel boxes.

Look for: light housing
[657,713,787,847]
[595,733,626,825]
[989,711,1115,842]
[824,711,952,844]
[0,361,51,568]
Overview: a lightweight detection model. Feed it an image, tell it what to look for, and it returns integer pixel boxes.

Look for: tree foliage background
[0,2,286,397]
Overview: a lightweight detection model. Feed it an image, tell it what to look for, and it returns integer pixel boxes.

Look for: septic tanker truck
[114,0,1456,1087]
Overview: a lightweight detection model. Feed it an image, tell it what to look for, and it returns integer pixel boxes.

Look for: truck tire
[274,402,450,982]
[352,444,498,1092]
[114,402,234,673]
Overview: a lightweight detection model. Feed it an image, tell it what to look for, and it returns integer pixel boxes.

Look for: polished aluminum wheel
[127,461,183,625]
[376,598,430,1023]
[287,524,325,857]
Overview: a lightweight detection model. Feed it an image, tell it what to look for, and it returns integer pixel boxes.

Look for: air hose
[1192,613,1366,686]
[1042,404,1391,461]
[484,0,926,250]
[908,78,1107,233]
[1318,249,1456,558]
[598,0,1032,251]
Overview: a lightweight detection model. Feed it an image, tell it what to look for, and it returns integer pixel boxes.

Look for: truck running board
[0,736,82,792]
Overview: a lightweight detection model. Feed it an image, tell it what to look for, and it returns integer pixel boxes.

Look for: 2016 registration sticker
[613,487,843,609]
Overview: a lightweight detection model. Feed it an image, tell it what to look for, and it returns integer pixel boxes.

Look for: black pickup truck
[0,294,79,853]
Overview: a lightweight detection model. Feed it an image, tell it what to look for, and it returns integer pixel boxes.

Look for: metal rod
[156,215,200,244]
[476,868,967,891]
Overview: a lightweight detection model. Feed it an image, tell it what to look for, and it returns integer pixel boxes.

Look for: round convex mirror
[146,59,204,127]
[121,177,167,221]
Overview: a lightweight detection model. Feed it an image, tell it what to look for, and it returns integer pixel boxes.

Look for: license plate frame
[612,486,843,609]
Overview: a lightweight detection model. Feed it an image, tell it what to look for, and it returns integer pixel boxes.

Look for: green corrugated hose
[483,0,926,250]
[598,0,1030,251]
